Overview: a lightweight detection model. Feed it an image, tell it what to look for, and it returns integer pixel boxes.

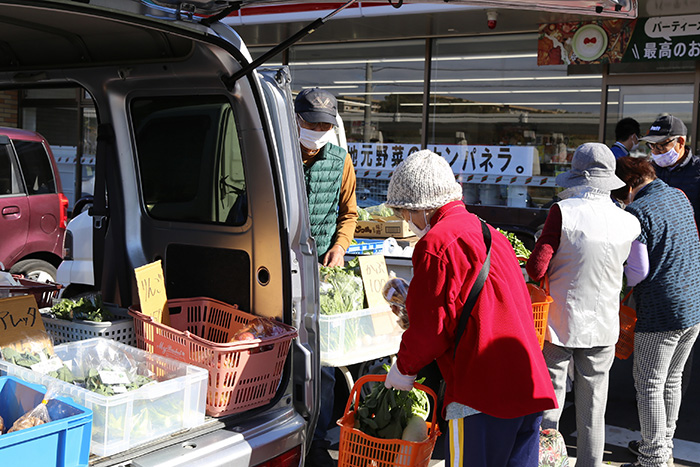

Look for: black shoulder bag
[453,220,492,357]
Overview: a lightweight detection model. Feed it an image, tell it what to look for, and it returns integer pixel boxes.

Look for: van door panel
[166,244,251,311]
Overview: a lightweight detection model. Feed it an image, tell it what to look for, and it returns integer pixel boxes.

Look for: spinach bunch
[51,294,112,322]
[1,347,76,382]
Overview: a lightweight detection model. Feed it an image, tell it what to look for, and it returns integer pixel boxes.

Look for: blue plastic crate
[346,239,384,255]
[0,376,92,466]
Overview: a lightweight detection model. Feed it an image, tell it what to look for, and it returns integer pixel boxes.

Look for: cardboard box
[355,216,412,238]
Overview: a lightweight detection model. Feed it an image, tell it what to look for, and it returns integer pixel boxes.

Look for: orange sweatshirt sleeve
[332,152,358,252]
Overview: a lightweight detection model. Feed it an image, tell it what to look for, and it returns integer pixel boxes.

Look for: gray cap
[294,88,337,126]
[386,150,463,210]
[555,143,625,191]
[640,114,687,143]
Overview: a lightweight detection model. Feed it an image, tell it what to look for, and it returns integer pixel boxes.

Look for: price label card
[112,385,128,394]
[0,295,53,353]
[134,260,170,325]
[358,255,389,308]
[31,356,65,374]
[98,369,131,385]
[358,256,396,336]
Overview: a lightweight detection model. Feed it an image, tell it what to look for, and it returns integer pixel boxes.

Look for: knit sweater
[625,179,700,332]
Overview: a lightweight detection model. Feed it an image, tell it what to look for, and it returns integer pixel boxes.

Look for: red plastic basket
[616,290,636,360]
[337,374,440,467]
[527,279,552,350]
[128,297,297,417]
[0,276,62,308]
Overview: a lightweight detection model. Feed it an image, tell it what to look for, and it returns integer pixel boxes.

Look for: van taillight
[254,446,302,467]
[59,193,69,229]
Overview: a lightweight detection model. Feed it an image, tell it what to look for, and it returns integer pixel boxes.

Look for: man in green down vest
[295,88,358,467]
[296,88,358,268]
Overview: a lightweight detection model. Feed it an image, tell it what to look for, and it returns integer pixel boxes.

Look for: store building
[3,0,699,245]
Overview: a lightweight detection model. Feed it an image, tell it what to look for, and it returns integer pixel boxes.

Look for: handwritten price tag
[357,256,396,336]
[134,260,170,325]
[0,295,53,353]
[358,255,389,309]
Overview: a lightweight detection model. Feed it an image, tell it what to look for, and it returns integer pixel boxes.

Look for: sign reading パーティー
[539,16,700,66]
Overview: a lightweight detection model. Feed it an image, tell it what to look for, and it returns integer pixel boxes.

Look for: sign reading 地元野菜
[349,143,535,180]
[538,16,700,66]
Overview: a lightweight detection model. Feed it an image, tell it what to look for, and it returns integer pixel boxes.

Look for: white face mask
[298,124,335,151]
[630,136,640,152]
[407,211,430,238]
[652,146,681,167]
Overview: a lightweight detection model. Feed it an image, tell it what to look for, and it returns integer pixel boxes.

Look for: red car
[0,127,68,282]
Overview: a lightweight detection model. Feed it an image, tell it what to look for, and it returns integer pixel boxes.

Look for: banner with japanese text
[349,142,535,179]
[538,16,700,65]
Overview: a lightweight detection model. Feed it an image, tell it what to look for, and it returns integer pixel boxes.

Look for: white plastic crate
[0,337,208,457]
[320,305,404,367]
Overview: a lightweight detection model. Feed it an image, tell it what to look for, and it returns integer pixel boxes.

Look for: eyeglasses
[297,115,333,132]
[646,137,678,152]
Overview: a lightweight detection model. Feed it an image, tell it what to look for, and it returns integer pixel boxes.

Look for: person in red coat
[384,150,557,467]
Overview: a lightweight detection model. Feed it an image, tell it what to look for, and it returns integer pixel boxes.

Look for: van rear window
[131,95,247,225]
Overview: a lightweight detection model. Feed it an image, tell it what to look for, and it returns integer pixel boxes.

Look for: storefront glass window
[605,83,694,154]
[429,34,602,209]
[287,40,426,206]
[287,40,426,144]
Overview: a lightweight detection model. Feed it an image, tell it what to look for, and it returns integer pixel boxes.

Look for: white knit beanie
[386,150,463,210]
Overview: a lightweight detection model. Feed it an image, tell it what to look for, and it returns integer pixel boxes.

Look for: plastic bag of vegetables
[319,262,364,316]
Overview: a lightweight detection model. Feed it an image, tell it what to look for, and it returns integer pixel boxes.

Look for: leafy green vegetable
[364,204,396,218]
[50,294,112,322]
[319,260,364,316]
[497,229,531,261]
[319,259,366,353]
[354,366,429,440]
[358,207,371,221]
[1,347,76,381]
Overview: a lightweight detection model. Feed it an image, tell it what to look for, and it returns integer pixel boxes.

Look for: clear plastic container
[0,337,207,457]
[320,305,404,367]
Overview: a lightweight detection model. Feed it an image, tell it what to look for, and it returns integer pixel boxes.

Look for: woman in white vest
[526,143,641,467]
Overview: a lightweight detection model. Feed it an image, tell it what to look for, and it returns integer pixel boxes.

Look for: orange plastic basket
[128,297,297,417]
[616,290,636,360]
[527,280,552,350]
[337,374,440,467]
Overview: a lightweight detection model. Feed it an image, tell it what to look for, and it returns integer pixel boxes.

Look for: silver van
[0,1,320,465]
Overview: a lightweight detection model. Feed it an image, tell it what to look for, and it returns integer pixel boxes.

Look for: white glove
[385,362,417,391]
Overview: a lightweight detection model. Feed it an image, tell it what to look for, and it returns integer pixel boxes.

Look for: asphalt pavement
[325,347,700,466]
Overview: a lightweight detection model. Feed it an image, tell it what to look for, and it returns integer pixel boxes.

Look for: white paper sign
[31,356,65,375]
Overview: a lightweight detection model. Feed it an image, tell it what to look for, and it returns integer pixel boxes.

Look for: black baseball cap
[294,88,337,126]
[640,114,687,143]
